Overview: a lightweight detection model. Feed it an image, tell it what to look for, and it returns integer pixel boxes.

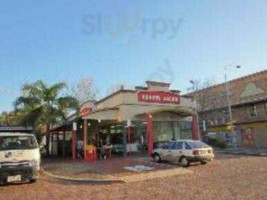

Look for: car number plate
[7,175,22,183]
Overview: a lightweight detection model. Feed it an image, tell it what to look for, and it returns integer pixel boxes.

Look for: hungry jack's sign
[138,91,180,104]
[79,107,92,117]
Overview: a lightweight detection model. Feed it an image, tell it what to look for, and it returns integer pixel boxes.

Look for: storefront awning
[237,121,267,129]
[82,108,119,121]
[208,121,267,132]
[207,125,233,132]
[136,106,196,117]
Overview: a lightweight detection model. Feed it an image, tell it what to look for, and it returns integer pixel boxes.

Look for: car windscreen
[0,136,38,151]
[187,141,209,149]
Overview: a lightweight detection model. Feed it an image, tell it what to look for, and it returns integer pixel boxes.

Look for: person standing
[77,140,84,160]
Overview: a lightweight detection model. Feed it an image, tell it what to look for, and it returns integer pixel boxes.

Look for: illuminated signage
[138,91,180,104]
[79,107,92,117]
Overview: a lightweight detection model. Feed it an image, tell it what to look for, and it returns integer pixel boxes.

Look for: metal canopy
[135,106,196,117]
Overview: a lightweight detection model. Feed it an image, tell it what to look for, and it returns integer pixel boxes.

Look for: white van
[0,133,40,185]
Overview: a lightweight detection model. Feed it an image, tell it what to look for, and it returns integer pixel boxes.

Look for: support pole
[46,124,50,157]
[62,130,66,157]
[51,133,54,156]
[72,131,77,160]
[127,126,131,155]
[83,119,88,160]
[56,132,59,157]
[146,114,154,155]
[192,115,199,140]
[123,124,127,157]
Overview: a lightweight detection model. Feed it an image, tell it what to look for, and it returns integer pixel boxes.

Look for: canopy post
[146,114,154,155]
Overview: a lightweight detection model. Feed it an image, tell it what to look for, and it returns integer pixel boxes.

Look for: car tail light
[193,150,200,155]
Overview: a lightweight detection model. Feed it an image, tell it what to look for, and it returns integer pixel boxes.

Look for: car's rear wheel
[180,157,190,167]
[0,179,7,186]
[200,161,207,165]
[29,179,37,184]
[153,153,161,163]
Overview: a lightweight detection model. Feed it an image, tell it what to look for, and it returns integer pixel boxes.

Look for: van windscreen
[0,136,38,151]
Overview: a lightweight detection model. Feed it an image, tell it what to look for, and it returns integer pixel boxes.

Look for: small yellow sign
[86,145,95,151]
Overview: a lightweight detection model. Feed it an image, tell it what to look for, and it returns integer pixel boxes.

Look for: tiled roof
[185,70,267,112]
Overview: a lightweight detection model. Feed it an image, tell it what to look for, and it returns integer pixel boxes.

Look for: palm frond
[21,80,46,99]
[57,96,79,111]
[14,96,40,110]
[16,106,43,128]
[45,82,67,101]
[14,80,78,132]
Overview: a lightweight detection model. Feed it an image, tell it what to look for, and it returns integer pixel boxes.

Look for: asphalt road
[1,154,267,200]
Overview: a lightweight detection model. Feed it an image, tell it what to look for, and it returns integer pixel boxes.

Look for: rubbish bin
[85,145,97,162]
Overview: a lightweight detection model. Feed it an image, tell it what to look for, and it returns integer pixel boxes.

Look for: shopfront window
[153,122,173,142]
[153,121,193,142]
[173,122,182,139]
[248,105,257,117]
[180,122,192,139]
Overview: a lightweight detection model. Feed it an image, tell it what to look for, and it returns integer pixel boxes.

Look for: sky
[0,0,267,113]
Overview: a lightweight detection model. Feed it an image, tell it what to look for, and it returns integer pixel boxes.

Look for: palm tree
[14,80,79,155]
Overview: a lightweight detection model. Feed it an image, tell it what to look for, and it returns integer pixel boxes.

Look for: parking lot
[1,154,267,200]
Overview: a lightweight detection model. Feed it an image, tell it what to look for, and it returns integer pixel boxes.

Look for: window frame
[173,141,184,150]
[248,104,257,117]
[163,141,175,150]
[185,142,192,150]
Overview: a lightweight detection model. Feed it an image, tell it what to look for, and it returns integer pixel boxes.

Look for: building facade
[50,81,199,159]
[186,70,267,148]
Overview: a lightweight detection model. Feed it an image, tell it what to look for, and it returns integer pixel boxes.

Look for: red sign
[245,133,253,141]
[79,107,92,117]
[138,91,180,104]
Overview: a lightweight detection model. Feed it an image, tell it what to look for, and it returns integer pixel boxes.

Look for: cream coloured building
[51,81,199,159]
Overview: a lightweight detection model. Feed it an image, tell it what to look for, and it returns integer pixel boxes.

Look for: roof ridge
[185,69,267,95]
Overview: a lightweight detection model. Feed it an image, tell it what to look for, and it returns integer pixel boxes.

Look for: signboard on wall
[138,91,180,104]
[79,107,92,117]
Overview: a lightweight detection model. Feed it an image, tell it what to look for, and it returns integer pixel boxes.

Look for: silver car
[152,140,214,167]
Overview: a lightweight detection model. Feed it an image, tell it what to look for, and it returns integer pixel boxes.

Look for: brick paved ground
[42,156,175,179]
[1,154,267,200]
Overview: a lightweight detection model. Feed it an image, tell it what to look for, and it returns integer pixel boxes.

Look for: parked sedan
[152,140,214,167]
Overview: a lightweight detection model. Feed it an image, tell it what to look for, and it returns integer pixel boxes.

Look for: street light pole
[224,67,233,123]
[224,65,241,149]
[190,80,201,140]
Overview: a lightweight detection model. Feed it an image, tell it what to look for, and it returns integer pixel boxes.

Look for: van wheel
[0,180,7,186]
[180,157,190,167]
[153,153,161,163]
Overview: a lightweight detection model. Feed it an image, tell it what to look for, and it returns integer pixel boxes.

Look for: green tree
[0,111,15,126]
[14,80,79,155]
